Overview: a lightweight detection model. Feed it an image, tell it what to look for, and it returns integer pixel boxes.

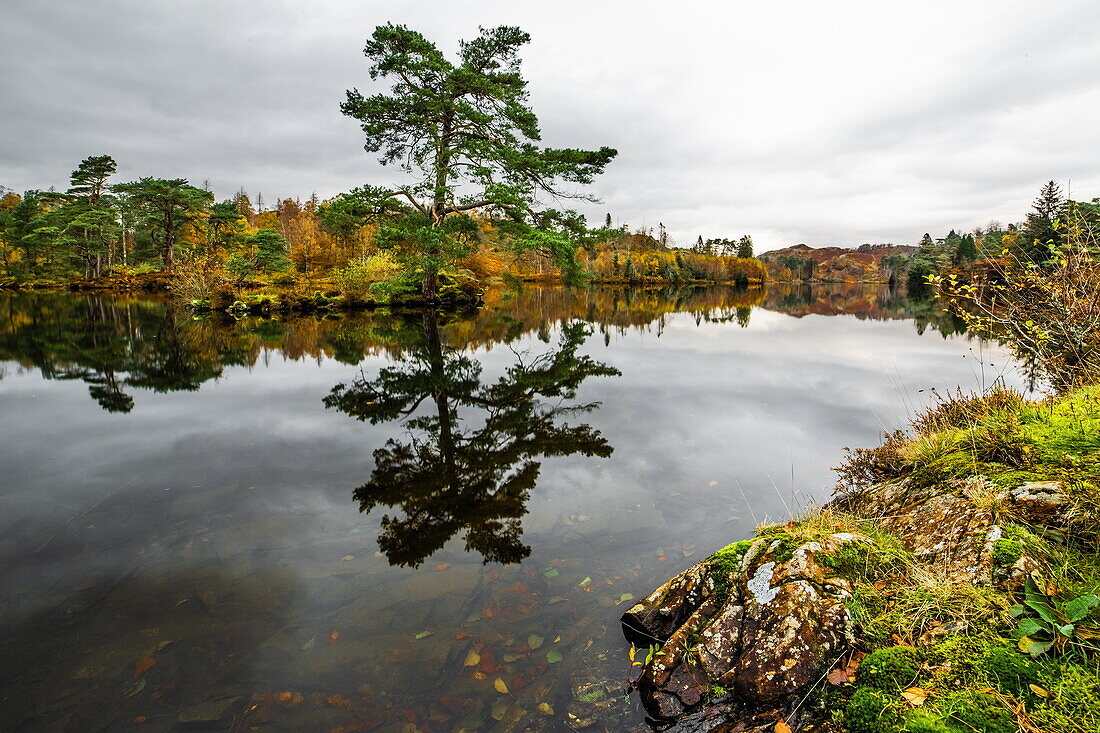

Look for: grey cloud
[2,0,1099,250]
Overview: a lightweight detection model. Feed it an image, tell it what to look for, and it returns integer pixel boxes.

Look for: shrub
[333,252,402,294]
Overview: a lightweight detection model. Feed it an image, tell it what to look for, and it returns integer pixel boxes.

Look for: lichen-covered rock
[624,533,866,729]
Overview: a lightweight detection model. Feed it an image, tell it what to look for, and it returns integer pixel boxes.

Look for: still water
[0,285,1026,731]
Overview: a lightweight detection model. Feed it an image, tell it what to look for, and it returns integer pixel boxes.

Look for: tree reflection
[0,295,235,412]
[324,311,620,567]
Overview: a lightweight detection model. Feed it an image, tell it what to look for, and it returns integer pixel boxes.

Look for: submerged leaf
[546,651,563,664]
[464,650,481,667]
[494,678,509,694]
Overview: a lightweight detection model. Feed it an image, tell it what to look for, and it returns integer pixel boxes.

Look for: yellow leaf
[1029,683,1052,698]
[528,634,544,650]
[494,678,510,694]
[774,721,792,733]
[901,687,930,706]
[463,650,481,667]
[1018,636,1034,653]
[628,645,637,662]
[537,702,554,716]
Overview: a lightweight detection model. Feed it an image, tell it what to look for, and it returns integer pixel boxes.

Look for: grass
[803,386,1100,731]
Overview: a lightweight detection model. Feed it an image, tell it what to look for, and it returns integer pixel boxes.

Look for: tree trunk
[421,268,439,301]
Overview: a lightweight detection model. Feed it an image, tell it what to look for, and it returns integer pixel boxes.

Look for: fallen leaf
[415,630,433,640]
[455,631,471,640]
[328,631,340,646]
[300,638,315,651]
[502,653,522,663]
[1029,683,1052,698]
[543,568,559,578]
[537,702,554,716]
[528,634,544,650]
[494,678,510,694]
[618,593,634,604]
[546,651,563,664]
[134,655,156,678]
[774,720,791,733]
[827,668,849,686]
[576,577,592,588]
[326,694,351,708]
[464,650,481,667]
[901,687,929,706]
[491,698,509,721]
[124,678,146,698]
[341,555,354,562]
[472,671,487,680]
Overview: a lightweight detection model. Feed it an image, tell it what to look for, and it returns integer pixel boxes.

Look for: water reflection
[0,283,970,414]
[325,311,620,567]
[0,283,1024,732]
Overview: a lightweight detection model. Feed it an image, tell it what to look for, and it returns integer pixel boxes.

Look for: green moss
[1031,661,1100,732]
[990,538,1022,568]
[988,469,1052,489]
[705,539,754,602]
[843,687,900,733]
[977,645,1039,697]
[1019,386,1100,466]
[859,646,919,692]
[899,712,952,733]
[940,691,1014,733]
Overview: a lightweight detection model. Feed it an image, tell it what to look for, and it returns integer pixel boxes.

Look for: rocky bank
[623,387,1100,732]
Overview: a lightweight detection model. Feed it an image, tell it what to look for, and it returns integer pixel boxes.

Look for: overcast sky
[3,0,1099,252]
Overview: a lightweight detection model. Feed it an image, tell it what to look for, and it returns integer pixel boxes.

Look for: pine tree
[604,212,612,229]
[954,233,978,265]
[1024,180,1066,261]
[736,234,753,259]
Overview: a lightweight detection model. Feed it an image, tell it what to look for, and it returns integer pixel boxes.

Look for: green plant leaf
[1016,618,1044,638]
[1065,594,1099,623]
[1027,639,1055,658]
[546,651,563,664]
[1028,601,1059,625]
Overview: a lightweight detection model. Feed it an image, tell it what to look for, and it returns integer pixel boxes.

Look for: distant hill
[758,243,917,283]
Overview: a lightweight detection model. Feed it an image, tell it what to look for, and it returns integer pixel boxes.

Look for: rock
[625,533,864,729]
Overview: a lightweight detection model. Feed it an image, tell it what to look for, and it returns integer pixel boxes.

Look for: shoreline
[625,386,1100,732]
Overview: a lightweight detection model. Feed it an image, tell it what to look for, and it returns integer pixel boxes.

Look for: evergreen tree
[248,229,291,273]
[604,212,612,229]
[954,233,978,265]
[112,178,213,271]
[736,234,754,259]
[1024,180,1066,261]
[340,24,616,296]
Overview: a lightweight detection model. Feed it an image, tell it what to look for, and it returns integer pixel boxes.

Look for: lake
[0,284,1027,732]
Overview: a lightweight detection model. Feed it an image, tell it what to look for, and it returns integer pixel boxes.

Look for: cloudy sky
[3,0,1098,252]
